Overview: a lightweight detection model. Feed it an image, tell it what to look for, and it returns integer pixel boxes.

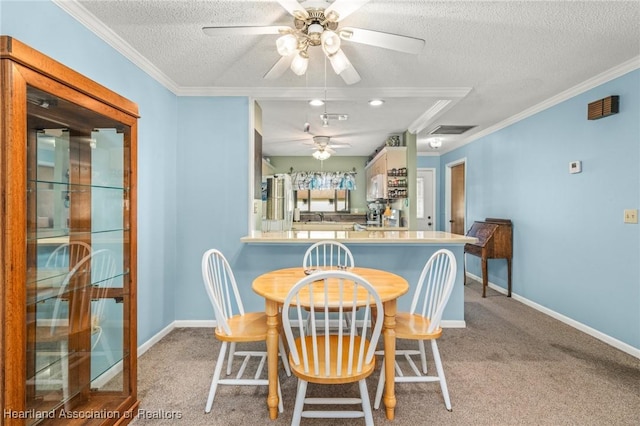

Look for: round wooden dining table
[252,266,409,421]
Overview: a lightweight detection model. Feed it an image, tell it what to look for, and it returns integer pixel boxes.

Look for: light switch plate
[569,161,582,174]
[624,209,638,224]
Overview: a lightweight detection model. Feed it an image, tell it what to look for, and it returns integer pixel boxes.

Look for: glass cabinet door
[25,85,133,422]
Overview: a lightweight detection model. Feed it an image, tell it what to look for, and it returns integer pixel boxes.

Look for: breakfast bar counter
[241,230,477,244]
[237,230,475,327]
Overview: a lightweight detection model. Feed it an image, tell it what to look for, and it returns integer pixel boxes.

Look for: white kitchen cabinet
[365,147,407,200]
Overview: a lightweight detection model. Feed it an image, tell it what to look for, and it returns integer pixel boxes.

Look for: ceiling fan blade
[339,64,361,85]
[276,0,309,20]
[326,147,337,154]
[264,55,294,80]
[202,26,288,36]
[339,27,425,54]
[324,0,371,22]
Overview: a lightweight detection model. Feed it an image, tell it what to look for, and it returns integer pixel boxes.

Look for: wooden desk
[253,266,409,420]
[464,218,513,297]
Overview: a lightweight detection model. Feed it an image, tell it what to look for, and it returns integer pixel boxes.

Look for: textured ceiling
[65,0,640,156]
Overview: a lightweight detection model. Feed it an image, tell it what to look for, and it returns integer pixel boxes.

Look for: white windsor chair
[302,240,356,332]
[201,248,290,414]
[373,248,457,411]
[282,270,383,425]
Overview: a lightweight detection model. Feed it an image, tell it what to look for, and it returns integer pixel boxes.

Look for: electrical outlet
[624,209,638,224]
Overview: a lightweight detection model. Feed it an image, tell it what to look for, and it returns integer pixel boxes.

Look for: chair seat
[289,335,376,384]
[395,312,443,340]
[214,312,268,342]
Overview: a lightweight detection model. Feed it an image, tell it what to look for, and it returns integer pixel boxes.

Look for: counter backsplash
[298,213,366,223]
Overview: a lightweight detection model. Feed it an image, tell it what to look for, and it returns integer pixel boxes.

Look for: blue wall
[2,1,638,350]
[2,0,179,345]
[175,97,250,320]
[442,70,640,348]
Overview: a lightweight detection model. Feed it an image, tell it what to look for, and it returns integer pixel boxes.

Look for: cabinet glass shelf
[27,271,130,306]
[29,228,130,243]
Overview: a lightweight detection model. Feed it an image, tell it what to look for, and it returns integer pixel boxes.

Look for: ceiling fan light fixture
[312,149,331,161]
[321,30,341,55]
[276,33,298,56]
[290,51,309,75]
[307,23,324,45]
[368,99,384,106]
[325,10,340,23]
[328,49,351,75]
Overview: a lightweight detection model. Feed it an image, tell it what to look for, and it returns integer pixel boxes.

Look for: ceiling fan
[305,135,351,151]
[304,134,351,159]
[202,0,425,85]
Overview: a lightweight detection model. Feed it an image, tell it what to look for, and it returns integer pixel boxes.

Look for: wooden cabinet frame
[1,36,138,425]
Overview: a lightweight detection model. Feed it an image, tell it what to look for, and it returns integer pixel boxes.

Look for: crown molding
[53,0,181,94]
[176,86,472,99]
[455,56,640,149]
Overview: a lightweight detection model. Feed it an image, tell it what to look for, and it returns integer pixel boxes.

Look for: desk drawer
[464,244,483,257]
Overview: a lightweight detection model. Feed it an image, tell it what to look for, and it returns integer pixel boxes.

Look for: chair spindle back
[409,249,457,334]
[282,271,383,378]
[201,248,244,336]
[303,240,354,269]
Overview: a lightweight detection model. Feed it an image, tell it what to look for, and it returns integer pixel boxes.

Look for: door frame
[445,157,467,233]
[416,167,437,230]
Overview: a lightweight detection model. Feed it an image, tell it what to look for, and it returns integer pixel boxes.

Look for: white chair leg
[277,378,284,413]
[226,342,236,375]
[431,339,452,411]
[278,337,291,377]
[304,313,312,334]
[291,379,307,426]
[419,340,428,373]
[345,312,353,329]
[373,358,386,409]
[358,379,374,426]
[205,341,227,413]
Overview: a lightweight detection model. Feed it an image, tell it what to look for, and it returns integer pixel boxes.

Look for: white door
[416,168,436,230]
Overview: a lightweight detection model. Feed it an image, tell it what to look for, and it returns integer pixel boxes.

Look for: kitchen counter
[239,230,474,327]
[241,230,477,244]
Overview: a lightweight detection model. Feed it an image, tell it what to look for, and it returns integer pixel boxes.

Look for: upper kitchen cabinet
[1,36,139,424]
[365,147,407,200]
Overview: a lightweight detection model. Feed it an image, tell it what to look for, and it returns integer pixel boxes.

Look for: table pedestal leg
[382,299,397,420]
[265,299,280,420]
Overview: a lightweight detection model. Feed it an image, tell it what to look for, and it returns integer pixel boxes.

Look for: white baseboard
[466,272,640,359]
[441,320,466,328]
[139,322,176,357]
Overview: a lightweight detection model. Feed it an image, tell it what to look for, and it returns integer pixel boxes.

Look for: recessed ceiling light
[309,99,325,106]
[368,99,384,106]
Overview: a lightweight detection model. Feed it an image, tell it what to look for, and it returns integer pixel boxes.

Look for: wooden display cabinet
[1,36,138,425]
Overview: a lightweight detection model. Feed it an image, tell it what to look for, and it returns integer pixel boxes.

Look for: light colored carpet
[130,279,640,425]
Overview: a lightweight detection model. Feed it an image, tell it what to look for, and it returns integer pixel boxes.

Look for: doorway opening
[445,158,466,234]
[416,168,436,230]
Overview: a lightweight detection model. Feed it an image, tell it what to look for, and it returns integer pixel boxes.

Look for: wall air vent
[430,125,476,135]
